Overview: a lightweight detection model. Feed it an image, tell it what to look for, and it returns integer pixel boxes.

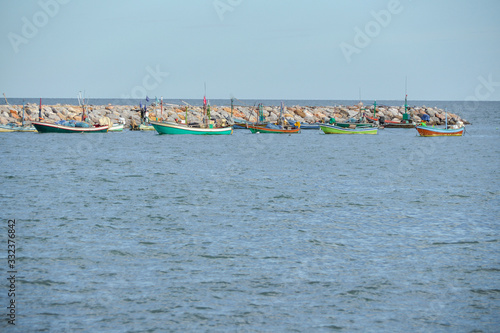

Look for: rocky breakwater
[0,103,470,128]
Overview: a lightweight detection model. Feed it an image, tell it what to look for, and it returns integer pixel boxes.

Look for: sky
[1,0,499,101]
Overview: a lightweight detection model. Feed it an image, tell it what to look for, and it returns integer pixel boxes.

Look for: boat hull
[234,121,268,129]
[151,121,233,135]
[109,124,124,132]
[0,124,36,132]
[300,123,321,129]
[416,126,464,137]
[139,124,155,131]
[247,125,300,134]
[366,116,401,124]
[334,122,374,128]
[32,122,109,133]
[320,124,378,134]
[383,123,415,128]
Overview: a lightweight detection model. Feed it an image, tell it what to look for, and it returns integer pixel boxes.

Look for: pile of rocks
[0,102,470,128]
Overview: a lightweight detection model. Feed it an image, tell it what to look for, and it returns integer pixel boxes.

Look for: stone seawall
[0,103,470,127]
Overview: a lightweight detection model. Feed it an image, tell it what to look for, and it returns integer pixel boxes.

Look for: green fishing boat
[151,89,233,135]
[334,122,374,128]
[151,121,232,135]
[320,124,378,135]
[329,117,373,128]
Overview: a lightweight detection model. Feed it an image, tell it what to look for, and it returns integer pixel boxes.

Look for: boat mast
[280,102,284,125]
[358,88,363,119]
[259,103,264,123]
[39,98,42,121]
[404,76,408,115]
[373,101,377,117]
[78,91,87,122]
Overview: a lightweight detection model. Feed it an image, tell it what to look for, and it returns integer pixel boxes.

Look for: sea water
[0,101,498,332]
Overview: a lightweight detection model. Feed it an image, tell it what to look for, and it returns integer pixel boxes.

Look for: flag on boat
[146,96,149,103]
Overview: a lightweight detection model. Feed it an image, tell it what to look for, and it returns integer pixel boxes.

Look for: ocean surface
[1,100,499,332]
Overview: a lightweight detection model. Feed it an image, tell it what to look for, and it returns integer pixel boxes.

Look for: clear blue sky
[1,0,499,100]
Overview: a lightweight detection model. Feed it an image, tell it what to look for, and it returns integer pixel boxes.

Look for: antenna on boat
[231,97,234,118]
[358,87,363,118]
[78,91,89,122]
[203,82,208,127]
[404,76,408,114]
[403,76,411,123]
[3,93,9,105]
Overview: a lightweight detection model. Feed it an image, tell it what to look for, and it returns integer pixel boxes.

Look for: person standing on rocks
[140,105,145,125]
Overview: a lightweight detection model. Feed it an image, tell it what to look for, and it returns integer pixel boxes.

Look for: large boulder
[347,110,359,118]
[295,108,306,118]
[388,108,399,117]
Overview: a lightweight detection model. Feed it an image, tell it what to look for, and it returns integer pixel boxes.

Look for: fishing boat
[320,124,378,134]
[366,115,401,124]
[367,101,403,125]
[151,121,232,135]
[415,125,464,137]
[333,121,374,128]
[246,123,300,134]
[416,108,464,137]
[108,123,124,132]
[0,123,36,132]
[32,121,108,133]
[139,124,154,131]
[234,103,270,129]
[247,102,300,134]
[33,94,108,133]
[0,101,36,132]
[151,90,233,135]
[299,123,322,130]
[0,125,14,132]
[233,118,267,129]
[383,122,415,129]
